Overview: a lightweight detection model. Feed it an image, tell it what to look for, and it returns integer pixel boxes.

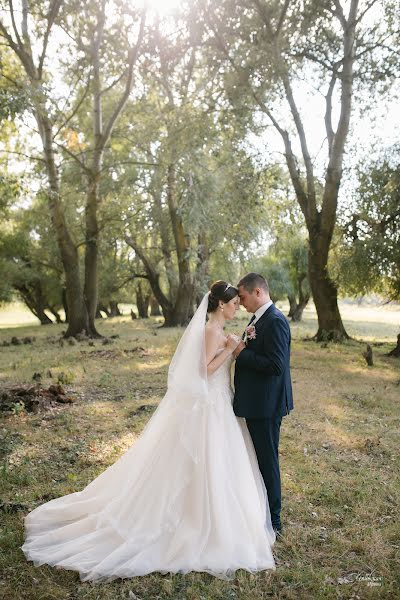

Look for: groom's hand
[233,341,246,359]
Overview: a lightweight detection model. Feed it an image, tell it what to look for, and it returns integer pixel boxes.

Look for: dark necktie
[242,314,256,340]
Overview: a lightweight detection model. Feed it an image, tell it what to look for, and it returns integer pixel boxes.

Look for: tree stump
[363,344,373,366]
[387,334,400,358]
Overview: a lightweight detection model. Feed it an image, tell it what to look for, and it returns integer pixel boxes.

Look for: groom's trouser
[246,417,282,530]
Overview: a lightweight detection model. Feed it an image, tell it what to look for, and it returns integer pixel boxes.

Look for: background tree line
[0,0,399,342]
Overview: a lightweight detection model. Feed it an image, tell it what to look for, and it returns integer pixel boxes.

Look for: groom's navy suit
[233,304,293,531]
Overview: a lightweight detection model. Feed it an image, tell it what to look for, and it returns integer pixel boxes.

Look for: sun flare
[145,0,183,16]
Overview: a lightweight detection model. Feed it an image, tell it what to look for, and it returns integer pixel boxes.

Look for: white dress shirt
[253,300,273,324]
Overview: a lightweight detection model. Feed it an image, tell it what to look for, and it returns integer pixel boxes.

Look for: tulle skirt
[22,380,276,581]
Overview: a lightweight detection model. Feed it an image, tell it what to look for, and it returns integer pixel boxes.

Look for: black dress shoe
[273,527,283,539]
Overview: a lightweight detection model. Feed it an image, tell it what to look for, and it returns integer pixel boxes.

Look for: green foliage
[0,87,27,121]
[245,176,310,305]
[0,0,398,324]
[0,173,20,216]
[0,49,27,121]
[0,192,63,314]
[336,146,400,300]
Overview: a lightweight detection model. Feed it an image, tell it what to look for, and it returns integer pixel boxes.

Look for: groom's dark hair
[237,273,269,293]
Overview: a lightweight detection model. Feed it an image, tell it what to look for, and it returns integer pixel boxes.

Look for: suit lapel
[244,304,275,346]
[254,303,275,327]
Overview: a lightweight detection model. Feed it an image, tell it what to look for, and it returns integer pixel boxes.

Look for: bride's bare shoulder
[205,323,226,345]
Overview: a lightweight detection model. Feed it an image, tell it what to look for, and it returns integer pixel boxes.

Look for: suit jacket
[233,304,293,419]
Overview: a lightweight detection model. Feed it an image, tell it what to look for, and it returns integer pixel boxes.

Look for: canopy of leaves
[336,146,400,300]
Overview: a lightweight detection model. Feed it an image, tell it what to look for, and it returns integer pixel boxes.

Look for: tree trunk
[152,187,177,302]
[36,110,89,338]
[291,302,307,322]
[287,295,297,318]
[387,334,400,357]
[16,283,53,325]
[81,5,144,337]
[31,302,53,325]
[288,274,310,322]
[63,253,89,338]
[166,164,194,323]
[109,301,121,317]
[136,283,150,318]
[62,288,69,323]
[125,238,173,322]
[125,231,193,327]
[194,231,210,307]
[83,19,104,339]
[162,304,192,326]
[84,175,101,337]
[37,312,53,325]
[97,303,110,317]
[48,306,63,323]
[150,296,161,316]
[308,235,349,341]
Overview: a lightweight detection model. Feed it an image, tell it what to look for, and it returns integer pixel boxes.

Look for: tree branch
[325,72,337,156]
[125,234,172,310]
[53,76,91,140]
[250,89,310,223]
[355,0,379,25]
[53,139,90,173]
[1,149,46,164]
[8,0,23,49]
[282,75,316,207]
[180,46,196,100]
[38,0,64,79]
[101,7,146,150]
[276,0,290,38]
[206,5,312,222]
[251,0,274,38]
[321,0,359,236]
[331,0,347,28]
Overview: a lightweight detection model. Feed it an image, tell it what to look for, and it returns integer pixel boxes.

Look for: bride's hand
[226,334,241,352]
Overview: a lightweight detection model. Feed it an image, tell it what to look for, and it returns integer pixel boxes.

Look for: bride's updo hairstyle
[207,280,238,313]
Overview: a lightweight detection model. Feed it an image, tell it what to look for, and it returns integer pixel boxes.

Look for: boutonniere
[245,324,257,342]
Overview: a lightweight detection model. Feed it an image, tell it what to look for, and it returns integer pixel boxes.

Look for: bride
[22,280,276,581]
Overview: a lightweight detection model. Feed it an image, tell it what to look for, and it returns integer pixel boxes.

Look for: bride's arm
[205,329,237,376]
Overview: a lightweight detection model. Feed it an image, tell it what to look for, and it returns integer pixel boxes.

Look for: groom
[233,273,293,535]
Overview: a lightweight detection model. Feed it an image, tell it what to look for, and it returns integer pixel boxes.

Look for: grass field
[0,302,399,600]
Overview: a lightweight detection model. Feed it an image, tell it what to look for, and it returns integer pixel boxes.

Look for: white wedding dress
[22,294,276,582]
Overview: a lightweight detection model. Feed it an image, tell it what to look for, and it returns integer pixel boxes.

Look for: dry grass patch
[0,305,399,599]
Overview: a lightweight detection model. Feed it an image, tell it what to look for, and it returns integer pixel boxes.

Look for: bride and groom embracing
[22,272,294,582]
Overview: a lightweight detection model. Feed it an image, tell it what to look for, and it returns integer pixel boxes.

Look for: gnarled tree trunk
[136,283,150,318]
[150,296,161,316]
[17,286,53,325]
[387,334,400,357]
[37,111,89,338]
[288,275,310,322]
[308,234,348,339]
[84,172,101,336]
[109,301,121,317]
[166,164,194,324]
